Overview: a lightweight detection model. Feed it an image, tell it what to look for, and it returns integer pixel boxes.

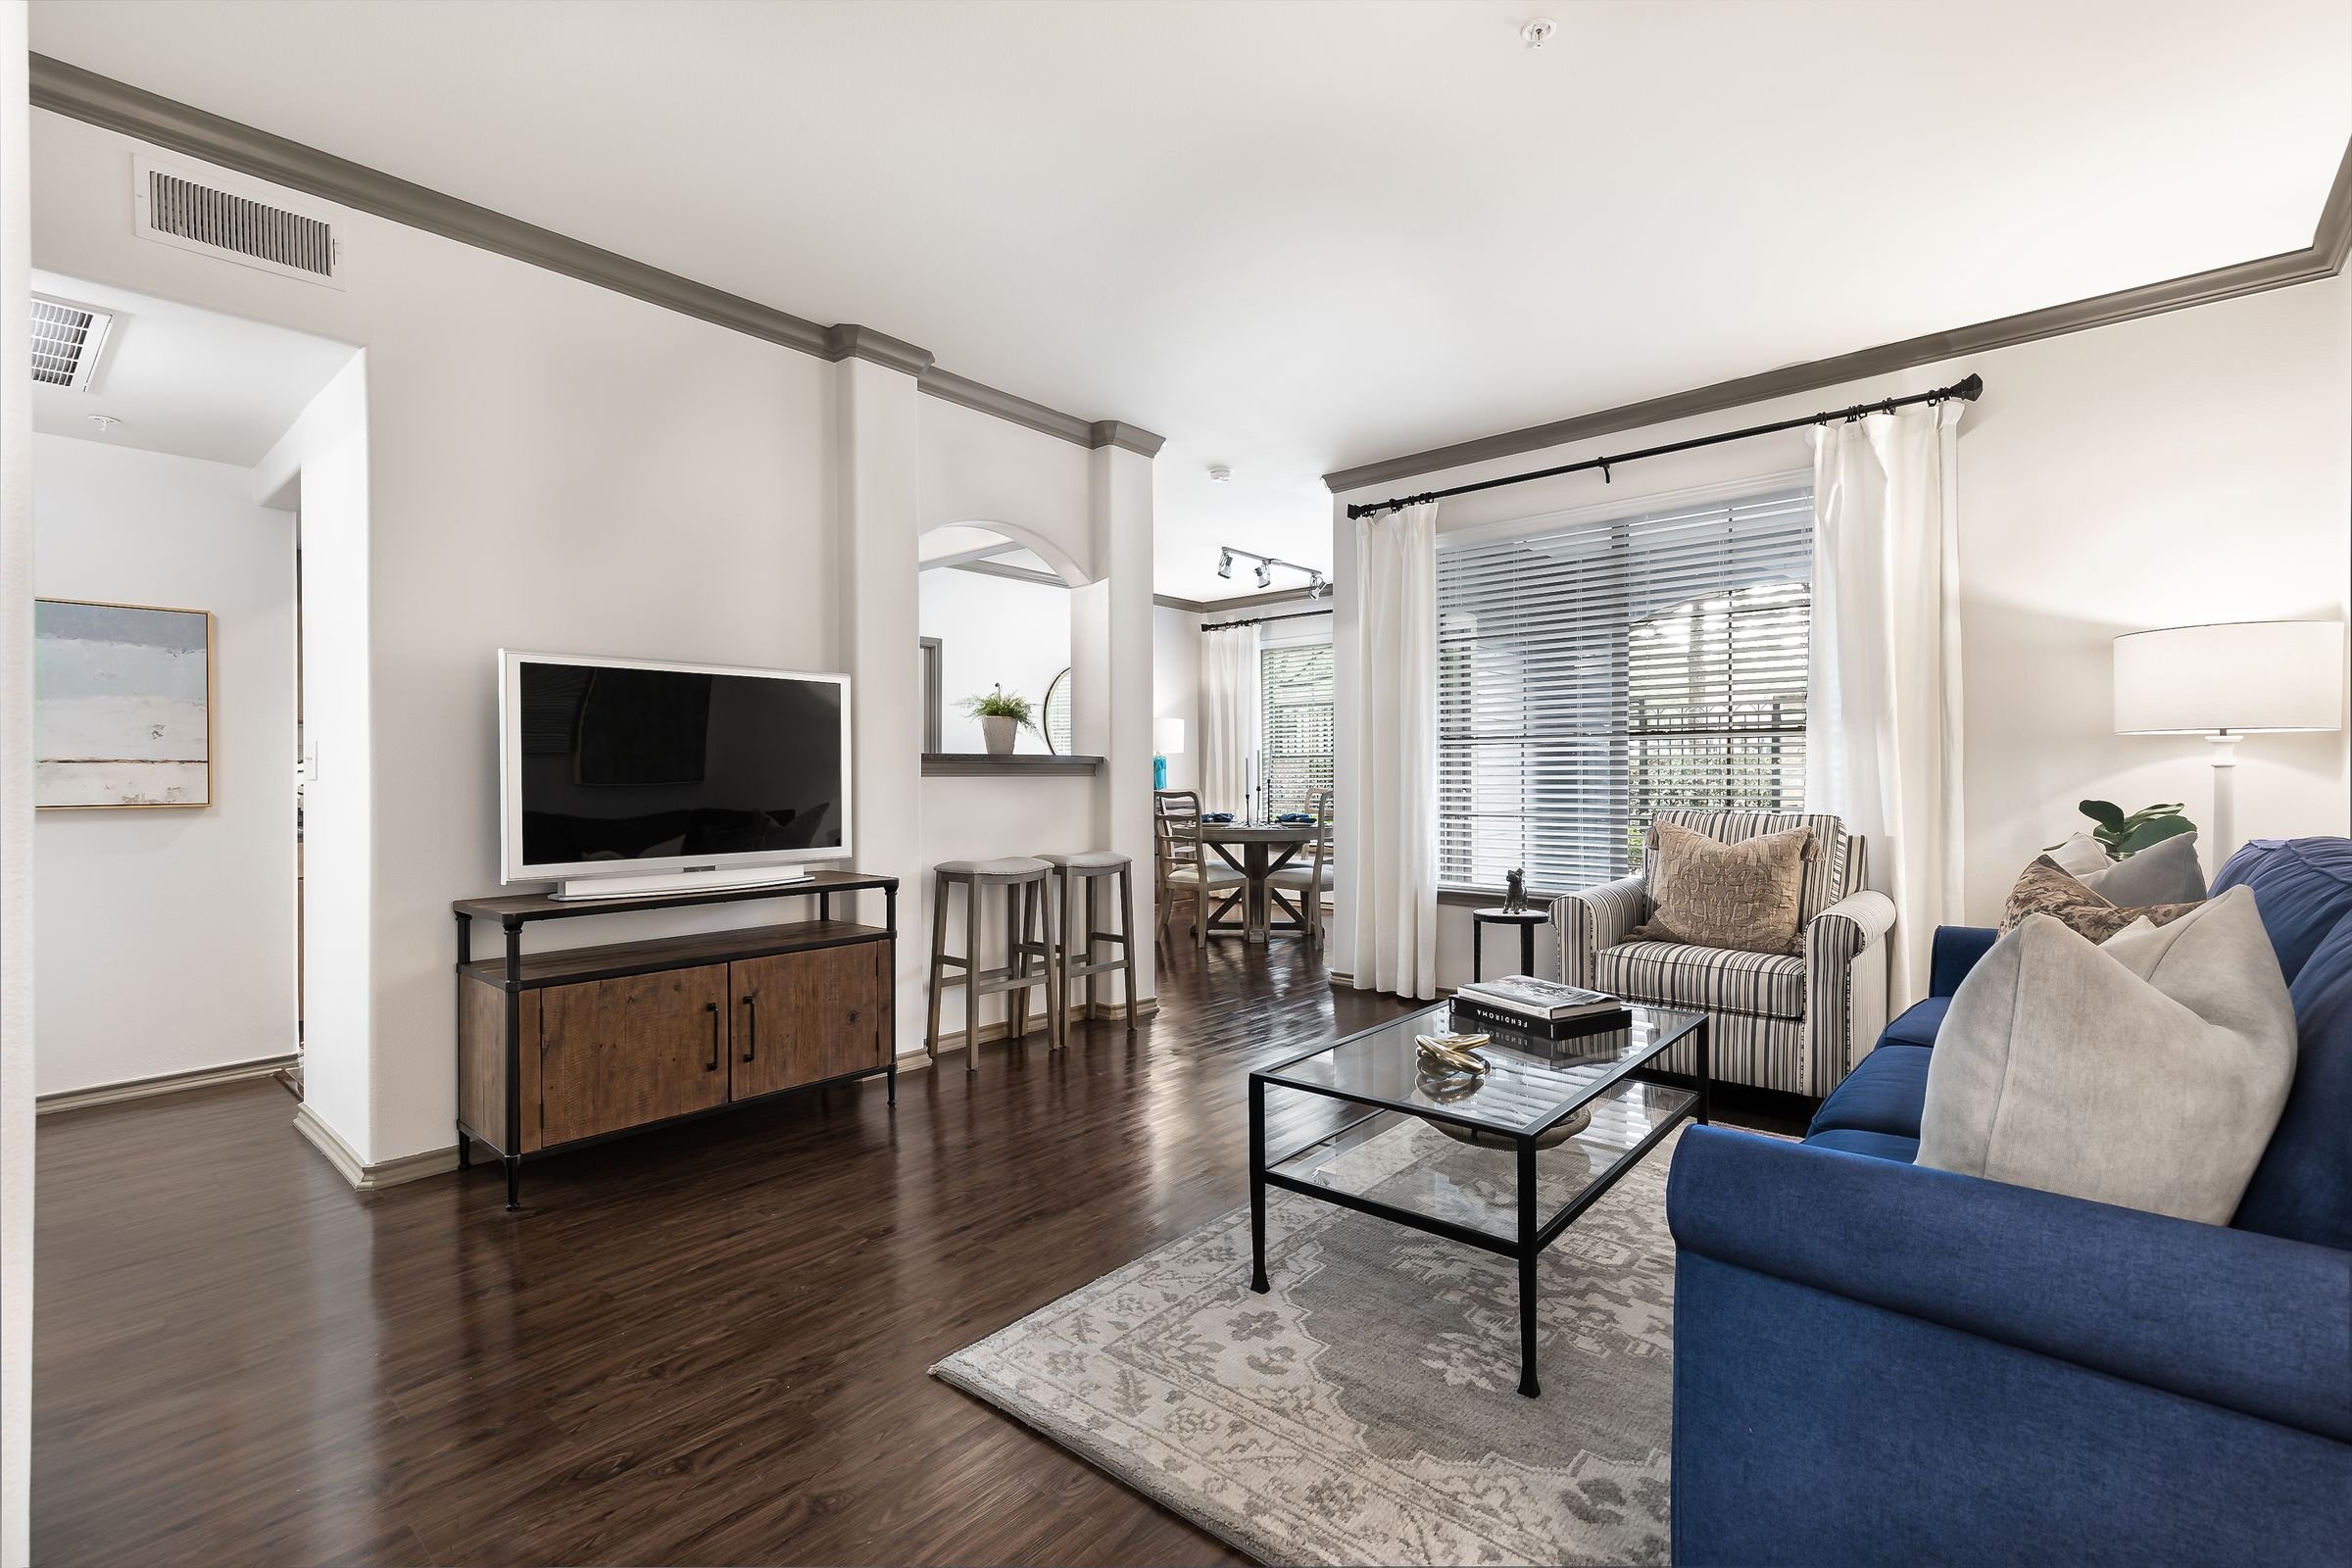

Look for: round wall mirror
[1042,666,1073,755]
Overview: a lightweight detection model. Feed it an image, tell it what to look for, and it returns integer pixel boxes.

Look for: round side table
[1470,906,1550,982]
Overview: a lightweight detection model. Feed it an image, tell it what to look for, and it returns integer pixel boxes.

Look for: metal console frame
[454,871,900,1211]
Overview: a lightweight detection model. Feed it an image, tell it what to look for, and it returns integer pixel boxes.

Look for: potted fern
[960,685,1034,757]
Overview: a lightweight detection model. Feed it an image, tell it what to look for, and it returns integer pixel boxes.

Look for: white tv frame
[498,650,853,899]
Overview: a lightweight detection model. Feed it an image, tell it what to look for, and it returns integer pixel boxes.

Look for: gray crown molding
[27,54,835,358]
[1325,136,2352,495]
[1152,583,1329,615]
[1089,420,1168,459]
[919,366,1093,445]
[823,323,934,376]
[2319,137,2352,274]
[29,53,1163,460]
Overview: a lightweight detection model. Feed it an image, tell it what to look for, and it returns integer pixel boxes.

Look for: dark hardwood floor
[34,940,1798,1567]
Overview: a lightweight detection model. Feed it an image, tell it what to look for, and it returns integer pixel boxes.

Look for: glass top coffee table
[1248,1000,1709,1397]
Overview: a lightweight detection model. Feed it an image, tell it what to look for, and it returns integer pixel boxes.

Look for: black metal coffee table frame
[1248,1002,1708,1397]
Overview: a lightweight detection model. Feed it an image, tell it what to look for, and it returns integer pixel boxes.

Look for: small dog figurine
[1502,867,1528,913]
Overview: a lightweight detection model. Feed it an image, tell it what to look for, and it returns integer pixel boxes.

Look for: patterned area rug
[932,1119,1686,1566]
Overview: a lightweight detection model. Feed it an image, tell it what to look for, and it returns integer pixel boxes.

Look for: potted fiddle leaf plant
[2062,799,2197,860]
[960,685,1034,757]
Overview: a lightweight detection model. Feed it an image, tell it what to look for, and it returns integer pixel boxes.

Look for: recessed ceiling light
[1521,18,1557,48]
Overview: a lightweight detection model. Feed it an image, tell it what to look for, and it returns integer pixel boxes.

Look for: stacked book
[1450,974,1629,1039]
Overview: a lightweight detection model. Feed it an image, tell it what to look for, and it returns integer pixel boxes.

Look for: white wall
[254,357,371,1147]
[30,435,297,1096]
[1152,603,1201,792]
[916,396,1094,581]
[1334,271,2352,996]
[33,111,1165,1160]
[919,568,1072,755]
[35,118,836,1164]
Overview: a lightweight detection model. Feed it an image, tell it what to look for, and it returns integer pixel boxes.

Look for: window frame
[1257,624,1335,816]
[1433,471,1814,897]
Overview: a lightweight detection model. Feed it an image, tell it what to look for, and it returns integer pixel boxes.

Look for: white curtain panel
[1344,500,1440,1000]
[1199,624,1258,816]
[1807,401,1967,1008]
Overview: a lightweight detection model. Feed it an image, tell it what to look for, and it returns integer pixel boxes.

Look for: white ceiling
[31,1,2349,597]
[32,270,357,467]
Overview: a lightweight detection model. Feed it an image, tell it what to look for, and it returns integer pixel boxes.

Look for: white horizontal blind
[1260,640,1334,813]
[1437,486,1812,892]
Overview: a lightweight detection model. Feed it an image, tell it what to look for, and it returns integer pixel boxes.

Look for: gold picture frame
[34,596,217,810]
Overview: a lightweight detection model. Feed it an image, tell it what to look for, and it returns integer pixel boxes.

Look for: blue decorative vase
[1153,754,1168,790]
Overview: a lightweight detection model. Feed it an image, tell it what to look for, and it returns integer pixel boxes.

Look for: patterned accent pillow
[1630,819,1817,955]
[2001,855,2200,942]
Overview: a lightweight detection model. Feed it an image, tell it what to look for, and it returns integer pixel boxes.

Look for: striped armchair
[1548,809,1894,1099]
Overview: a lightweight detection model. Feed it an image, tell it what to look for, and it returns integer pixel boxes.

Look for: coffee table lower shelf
[1248,1062,1703,1397]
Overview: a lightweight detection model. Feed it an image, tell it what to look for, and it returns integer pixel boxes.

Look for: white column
[1087,440,1157,1005]
[0,12,34,1559]
[835,354,926,1054]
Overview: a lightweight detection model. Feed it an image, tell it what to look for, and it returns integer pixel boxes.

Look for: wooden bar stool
[1040,851,1139,1040]
[925,857,1059,1071]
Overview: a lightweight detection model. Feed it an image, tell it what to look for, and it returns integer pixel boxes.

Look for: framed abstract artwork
[34,598,215,809]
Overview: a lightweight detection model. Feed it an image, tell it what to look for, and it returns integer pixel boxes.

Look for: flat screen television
[498,651,852,897]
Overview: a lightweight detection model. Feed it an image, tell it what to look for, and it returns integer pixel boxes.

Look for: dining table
[1196,819,1321,944]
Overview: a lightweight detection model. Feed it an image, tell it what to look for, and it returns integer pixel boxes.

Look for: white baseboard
[293,1103,461,1192]
[37,1054,298,1115]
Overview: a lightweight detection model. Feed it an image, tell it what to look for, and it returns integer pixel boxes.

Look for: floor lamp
[2114,620,2346,860]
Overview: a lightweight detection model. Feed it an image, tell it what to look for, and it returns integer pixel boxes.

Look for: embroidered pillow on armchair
[1629,819,1817,955]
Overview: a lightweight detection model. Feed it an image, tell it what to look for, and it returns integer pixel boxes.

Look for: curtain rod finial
[1953,372,1984,401]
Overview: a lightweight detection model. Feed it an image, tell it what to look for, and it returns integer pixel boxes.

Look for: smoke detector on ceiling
[1521,18,1558,48]
[1207,465,1233,483]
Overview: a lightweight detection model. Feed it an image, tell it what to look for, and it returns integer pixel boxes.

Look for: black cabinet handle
[741,996,757,1063]
[706,1001,720,1071]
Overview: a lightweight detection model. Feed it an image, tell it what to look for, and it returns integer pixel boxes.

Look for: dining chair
[1267,787,1334,946]
[1152,790,1242,948]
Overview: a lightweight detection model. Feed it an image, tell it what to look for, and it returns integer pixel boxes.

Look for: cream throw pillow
[1917,886,2296,1224]
[1631,820,1816,955]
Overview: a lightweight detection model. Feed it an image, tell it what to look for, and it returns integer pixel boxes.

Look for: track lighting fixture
[1213,545,1328,600]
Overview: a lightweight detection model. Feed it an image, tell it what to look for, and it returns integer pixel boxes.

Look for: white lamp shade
[1152,716,1186,754]
[2114,620,2345,734]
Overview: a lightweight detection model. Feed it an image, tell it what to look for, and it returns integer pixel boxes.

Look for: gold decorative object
[1415,1034,1490,1078]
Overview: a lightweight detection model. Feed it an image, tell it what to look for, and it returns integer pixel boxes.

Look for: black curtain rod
[1200,608,1334,632]
[1346,372,1984,519]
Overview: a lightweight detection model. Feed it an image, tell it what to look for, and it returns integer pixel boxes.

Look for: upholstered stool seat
[938,856,1052,877]
[1042,851,1140,1038]
[926,858,1061,1069]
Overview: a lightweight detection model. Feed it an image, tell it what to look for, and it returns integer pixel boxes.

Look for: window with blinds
[1437,486,1812,892]
[1260,640,1335,813]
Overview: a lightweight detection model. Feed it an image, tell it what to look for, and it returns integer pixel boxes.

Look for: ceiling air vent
[132,155,344,289]
[30,296,115,392]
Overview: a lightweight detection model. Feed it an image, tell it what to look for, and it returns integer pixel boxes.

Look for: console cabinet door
[730,942,888,1101]
[536,963,730,1146]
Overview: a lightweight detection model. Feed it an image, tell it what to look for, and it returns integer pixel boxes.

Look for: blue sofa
[1666,837,2352,1566]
